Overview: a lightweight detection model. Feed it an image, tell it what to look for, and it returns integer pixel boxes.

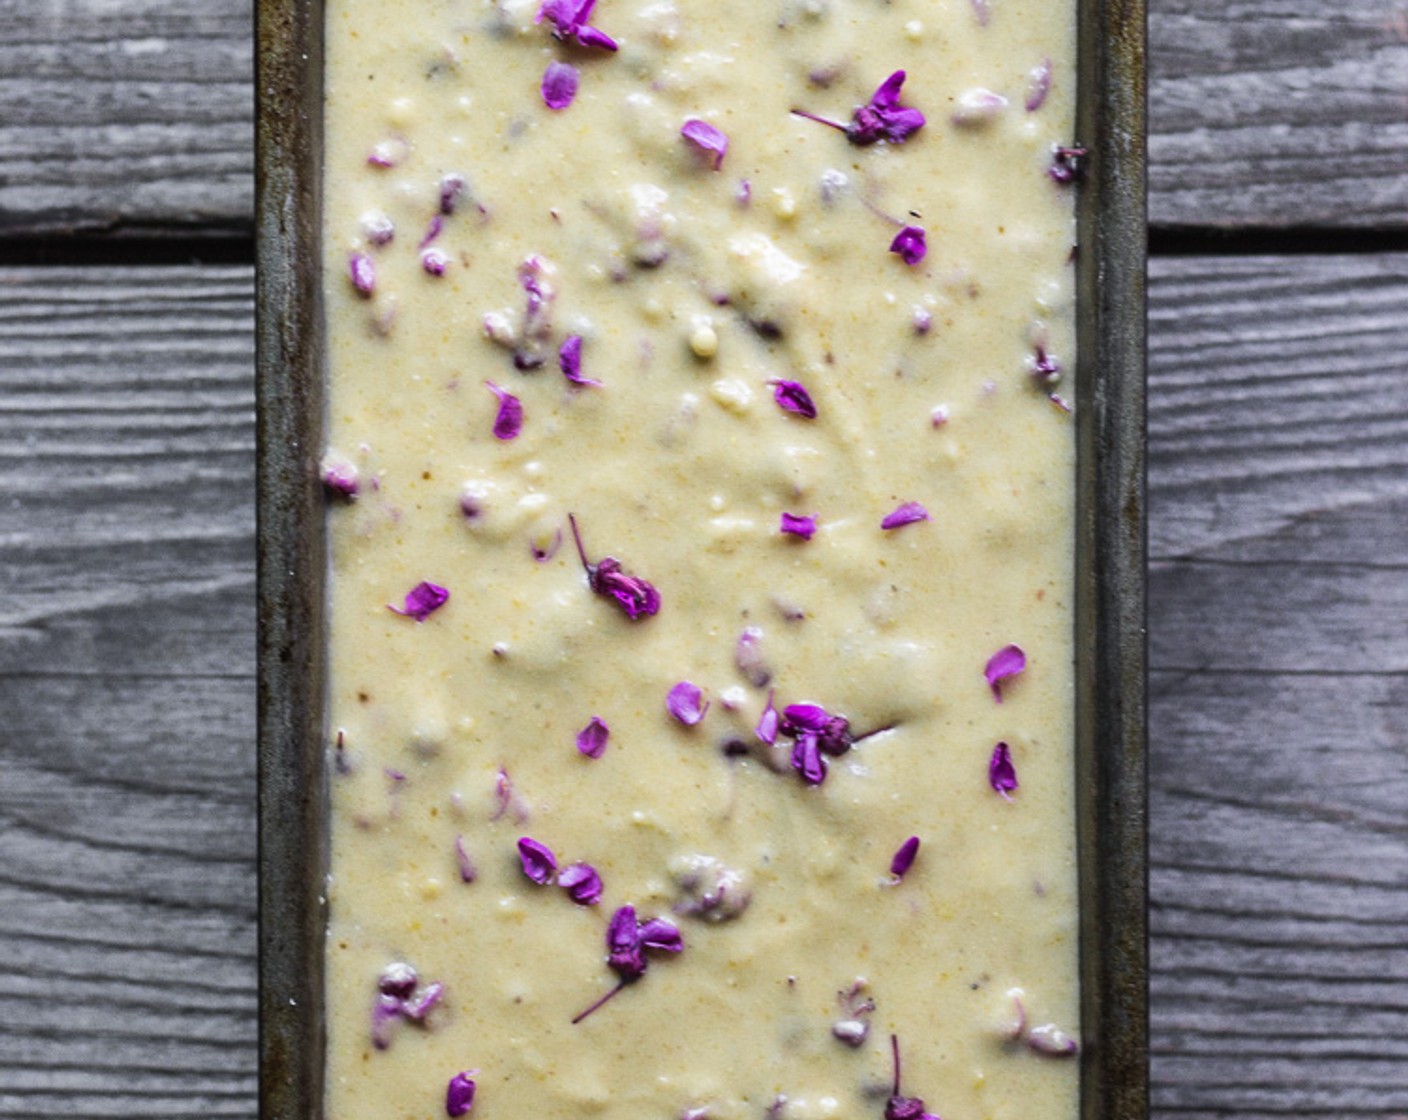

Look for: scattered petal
[755,690,780,745]
[1025,58,1053,111]
[984,644,1027,701]
[576,716,610,759]
[889,225,927,265]
[454,835,478,883]
[1049,144,1088,185]
[889,835,921,879]
[485,381,524,440]
[517,836,558,885]
[536,0,618,51]
[446,1071,477,1117]
[1028,1023,1080,1057]
[989,741,1019,799]
[951,87,1008,125]
[881,501,930,530]
[559,862,604,905]
[420,214,445,248]
[371,993,402,1049]
[1029,345,1062,386]
[321,456,360,500]
[667,680,710,726]
[559,334,601,386]
[389,581,450,621]
[735,627,772,688]
[378,961,419,999]
[638,917,684,952]
[541,61,580,110]
[780,512,817,540]
[790,735,828,785]
[531,525,563,561]
[569,514,661,620]
[362,211,396,246]
[422,248,450,276]
[439,173,469,215]
[681,119,729,170]
[769,379,818,419]
[401,980,444,1021]
[348,252,376,297]
[792,69,925,146]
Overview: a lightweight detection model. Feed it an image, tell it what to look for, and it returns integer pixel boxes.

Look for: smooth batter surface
[322,2,1079,1117]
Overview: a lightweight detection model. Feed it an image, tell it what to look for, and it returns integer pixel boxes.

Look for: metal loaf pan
[255,1,1148,1114]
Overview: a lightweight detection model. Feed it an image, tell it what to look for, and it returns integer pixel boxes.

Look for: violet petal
[389,581,450,621]
[755,691,779,746]
[576,715,610,759]
[735,627,772,688]
[454,835,478,883]
[422,248,450,276]
[1028,1023,1080,1057]
[989,741,1019,799]
[371,993,402,1050]
[782,703,829,735]
[322,458,360,500]
[667,680,710,726]
[790,735,828,786]
[639,917,684,953]
[1049,144,1089,185]
[681,119,729,170]
[485,381,524,440]
[1026,58,1053,112]
[401,980,444,1021]
[446,1071,477,1117]
[881,501,930,531]
[780,512,817,540]
[559,334,601,386]
[517,836,558,885]
[769,379,817,419]
[349,252,376,297]
[541,61,580,111]
[889,835,921,879]
[889,225,927,266]
[984,643,1026,701]
[378,961,419,999]
[559,862,604,905]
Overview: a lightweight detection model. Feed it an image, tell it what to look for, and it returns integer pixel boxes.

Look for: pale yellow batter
[322,2,1080,1117]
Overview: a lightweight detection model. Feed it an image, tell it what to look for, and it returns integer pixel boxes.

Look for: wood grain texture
[0,267,256,1119]
[0,0,252,236]
[3,0,1408,235]
[1148,254,1408,1118]
[1150,0,1408,229]
[2,253,1406,1117]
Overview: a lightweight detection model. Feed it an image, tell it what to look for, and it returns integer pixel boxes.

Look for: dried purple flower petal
[362,211,396,246]
[1049,144,1088,185]
[542,61,580,110]
[889,225,927,265]
[389,581,450,621]
[576,715,610,759]
[440,173,468,216]
[780,512,817,540]
[378,961,420,999]
[535,0,618,51]
[454,835,478,883]
[756,690,779,745]
[681,119,729,170]
[885,1035,941,1120]
[371,992,402,1050]
[569,514,661,620]
[1026,58,1053,111]
[881,501,930,530]
[446,1071,477,1117]
[769,379,817,419]
[638,917,684,952]
[485,381,524,440]
[492,767,529,822]
[792,70,926,146]
[349,252,376,297]
[422,248,450,276]
[517,836,558,885]
[367,137,409,168]
[989,741,1019,799]
[790,735,828,786]
[984,644,1026,702]
[559,862,604,906]
[667,680,710,726]
[951,88,1009,125]
[420,213,444,249]
[321,457,360,500]
[1027,1023,1080,1057]
[734,627,772,688]
[401,980,444,1021]
[559,334,601,387]
[606,904,646,979]
[889,835,921,879]
[1029,345,1062,386]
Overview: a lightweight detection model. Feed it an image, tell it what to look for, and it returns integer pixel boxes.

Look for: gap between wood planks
[7,226,1408,266]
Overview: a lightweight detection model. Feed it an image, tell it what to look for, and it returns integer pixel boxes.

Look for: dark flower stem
[572,980,628,1024]
[891,1033,902,1096]
[568,512,592,572]
[790,108,847,133]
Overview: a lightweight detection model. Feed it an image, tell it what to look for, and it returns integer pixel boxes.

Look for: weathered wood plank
[3,258,1407,1117]
[0,266,256,1120]
[1150,0,1408,229]
[2,0,1407,234]
[0,1,252,236]
[1147,254,1408,1118]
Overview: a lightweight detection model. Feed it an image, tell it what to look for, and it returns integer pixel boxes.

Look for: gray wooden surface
[1,2,1405,1118]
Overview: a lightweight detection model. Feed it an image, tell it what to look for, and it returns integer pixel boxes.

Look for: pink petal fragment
[542,61,580,111]
[881,501,930,531]
[681,118,729,170]
[576,715,610,759]
[984,644,1026,701]
[667,680,710,726]
[389,581,450,621]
